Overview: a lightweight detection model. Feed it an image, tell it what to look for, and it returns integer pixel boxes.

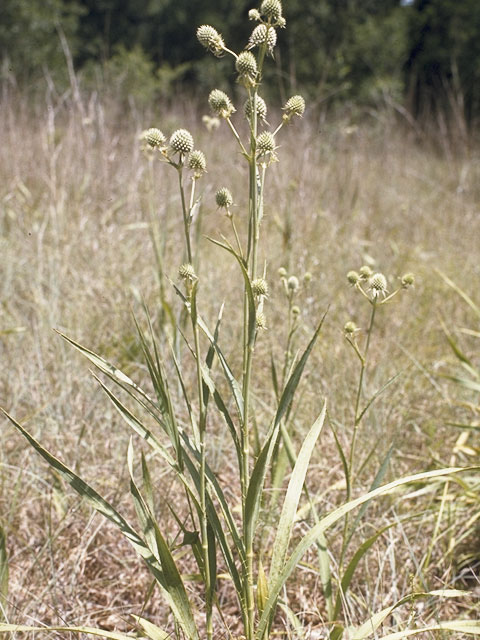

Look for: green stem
[178,165,193,264]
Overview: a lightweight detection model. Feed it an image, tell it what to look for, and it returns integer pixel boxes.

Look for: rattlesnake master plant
[2,3,478,640]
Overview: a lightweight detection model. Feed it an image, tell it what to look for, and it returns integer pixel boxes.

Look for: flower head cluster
[248,24,277,55]
[170,129,194,155]
[282,95,306,123]
[197,25,225,57]
[261,0,283,23]
[244,96,268,123]
[208,89,236,118]
[188,150,207,177]
[236,51,258,87]
[141,128,167,149]
[215,187,233,210]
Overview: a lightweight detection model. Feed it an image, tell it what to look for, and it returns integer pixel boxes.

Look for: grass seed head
[197,25,225,57]
[170,129,194,154]
[188,150,207,177]
[208,89,236,118]
[236,51,258,87]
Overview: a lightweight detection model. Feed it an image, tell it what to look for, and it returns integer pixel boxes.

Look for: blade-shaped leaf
[0,624,135,639]
[255,467,475,640]
[269,402,327,590]
[0,526,7,618]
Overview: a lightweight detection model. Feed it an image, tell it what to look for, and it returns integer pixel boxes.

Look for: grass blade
[0,624,136,639]
[0,526,7,620]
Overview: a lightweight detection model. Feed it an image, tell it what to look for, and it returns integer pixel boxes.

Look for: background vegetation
[1,1,479,638]
[2,0,480,123]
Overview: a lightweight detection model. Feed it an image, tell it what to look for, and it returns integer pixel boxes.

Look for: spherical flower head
[292,305,301,316]
[252,278,269,297]
[236,51,258,87]
[142,127,166,148]
[287,275,299,292]
[278,267,287,278]
[215,187,233,209]
[277,16,286,28]
[401,273,415,288]
[256,311,267,330]
[244,96,268,122]
[179,263,196,281]
[256,131,276,156]
[347,270,360,285]
[249,8,261,21]
[188,150,207,177]
[283,95,306,122]
[344,321,357,335]
[197,25,225,57]
[369,273,388,298]
[170,129,194,154]
[303,271,312,283]
[208,89,235,118]
[260,0,283,22]
[248,24,277,54]
[359,265,373,280]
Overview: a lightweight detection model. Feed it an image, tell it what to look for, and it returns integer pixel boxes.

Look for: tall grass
[1,6,480,637]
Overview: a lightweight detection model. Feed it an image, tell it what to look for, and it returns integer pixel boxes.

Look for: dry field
[1,90,479,638]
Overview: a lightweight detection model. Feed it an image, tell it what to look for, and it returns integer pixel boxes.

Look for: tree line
[1,0,479,122]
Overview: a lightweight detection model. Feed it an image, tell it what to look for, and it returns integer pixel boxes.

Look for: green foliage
[0,0,83,83]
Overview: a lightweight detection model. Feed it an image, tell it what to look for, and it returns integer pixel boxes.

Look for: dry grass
[1,90,479,638]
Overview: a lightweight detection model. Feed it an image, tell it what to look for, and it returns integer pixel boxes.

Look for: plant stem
[178,165,193,264]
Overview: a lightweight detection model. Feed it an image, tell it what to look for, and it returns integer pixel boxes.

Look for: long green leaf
[345,589,471,639]
[127,440,199,640]
[255,467,474,640]
[269,402,327,591]
[2,410,197,639]
[378,621,480,639]
[132,615,170,640]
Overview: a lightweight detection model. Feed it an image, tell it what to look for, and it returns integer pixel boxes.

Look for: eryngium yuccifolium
[252,278,269,297]
[303,271,312,283]
[359,265,373,280]
[278,267,287,278]
[283,95,306,118]
[143,127,166,148]
[344,321,357,335]
[197,25,225,57]
[347,270,360,285]
[287,275,299,291]
[261,0,283,21]
[248,24,277,53]
[256,131,276,155]
[249,8,261,20]
[170,129,194,154]
[369,273,388,297]
[236,51,258,86]
[188,150,207,177]
[256,311,267,330]
[208,89,236,118]
[401,273,415,288]
[244,96,268,122]
[179,263,196,280]
[215,187,233,209]
[292,305,301,316]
